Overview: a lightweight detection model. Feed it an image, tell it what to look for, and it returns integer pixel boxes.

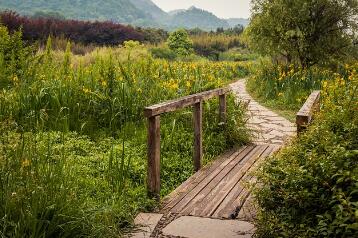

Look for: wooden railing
[144,87,231,198]
[296,91,321,133]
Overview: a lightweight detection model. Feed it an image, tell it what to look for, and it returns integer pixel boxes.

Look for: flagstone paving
[230,80,296,145]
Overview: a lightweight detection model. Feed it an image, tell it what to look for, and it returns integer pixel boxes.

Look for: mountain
[130,0,167,20]
[168,9,186,16]
[168,6,230,31]
[226,18,250,27]
[0,0,150,23]
[0,0,249,30]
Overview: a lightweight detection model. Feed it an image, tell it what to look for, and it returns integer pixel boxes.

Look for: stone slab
[162,216,255,238]
[129,213,163,238]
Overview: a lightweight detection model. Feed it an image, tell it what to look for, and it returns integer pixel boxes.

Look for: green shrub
[149,47,176,60]
[0,25,32,89]
[254,72,358,237]
[167,29,193,56]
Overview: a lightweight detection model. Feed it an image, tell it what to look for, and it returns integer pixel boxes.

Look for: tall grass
[0,26,250,237]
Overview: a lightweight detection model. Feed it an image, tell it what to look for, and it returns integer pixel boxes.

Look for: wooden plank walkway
[130,80,320,237]
[157,80,296,222]
[159,144,280,221]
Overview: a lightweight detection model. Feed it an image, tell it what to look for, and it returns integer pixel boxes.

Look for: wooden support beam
[147,115,161,199]
[193,101,203,172]
[219,94,227,124]
[296,91,320,134]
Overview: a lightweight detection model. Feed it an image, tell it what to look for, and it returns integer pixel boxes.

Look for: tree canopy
[167,29,194,56]
[246,0,358,67]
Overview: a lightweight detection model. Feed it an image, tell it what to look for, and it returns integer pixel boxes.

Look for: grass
[0,27,251,237]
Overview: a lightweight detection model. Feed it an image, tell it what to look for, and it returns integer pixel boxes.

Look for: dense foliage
[0,26,251,237]
[0,11,147,46]
[247,60,333,112]
[167,29,194,56]
[254,66,358,237]
[191,33,243,60]
[246,0,358,67]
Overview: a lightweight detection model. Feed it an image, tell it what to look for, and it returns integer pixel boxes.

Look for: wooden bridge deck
[160,144,280,221]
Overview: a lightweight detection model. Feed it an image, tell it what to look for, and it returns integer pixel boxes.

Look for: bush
[191,33,243,60]
[0,25,33,89]
[149,47,176,60]
[254,67,358,237]
[0,11,145,46]
[167,29,193,56]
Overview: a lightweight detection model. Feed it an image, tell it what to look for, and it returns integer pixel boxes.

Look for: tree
[167,29,194,56]
[246,0,358,67]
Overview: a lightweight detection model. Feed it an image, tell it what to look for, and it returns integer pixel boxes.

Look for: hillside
[227,18,250,27]
[0,0,248,30]
[168,6,230,31]
[0,0,151,23]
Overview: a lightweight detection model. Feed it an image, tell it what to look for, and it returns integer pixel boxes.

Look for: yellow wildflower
[22,159,30,168]
[83,87,91,94]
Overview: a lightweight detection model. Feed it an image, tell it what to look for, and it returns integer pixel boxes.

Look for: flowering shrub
[254,64,358,237]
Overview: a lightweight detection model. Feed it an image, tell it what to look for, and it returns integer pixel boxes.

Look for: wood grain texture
[296,90,320,133]
[193,102,203,172]
[147,116,161,198]
[144,87,230,117]
[219,94,227,123]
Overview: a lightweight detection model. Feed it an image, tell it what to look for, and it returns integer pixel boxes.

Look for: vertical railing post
[147,115,161,199]
[219,94,227,124]
[193,101,203,172]
[296,115,308,134]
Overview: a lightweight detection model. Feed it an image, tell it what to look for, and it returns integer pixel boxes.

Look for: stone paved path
[231,80,296,145]
[129,80,297,238]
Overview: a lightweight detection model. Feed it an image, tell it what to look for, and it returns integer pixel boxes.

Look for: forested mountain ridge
[0,0,249,30]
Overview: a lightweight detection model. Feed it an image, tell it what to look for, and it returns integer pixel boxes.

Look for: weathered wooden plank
[178,145,263,215]
[144,87,230,117]
[214,144,279,218]
[147,116,161,199]
[236,194,256,221]
[169,146,256,214]
[296,90,320,133]
[161,146,253,214]
[189,145,269,217]
[219,94,227,123]
[160,148,239,213]
[193,102,203,171]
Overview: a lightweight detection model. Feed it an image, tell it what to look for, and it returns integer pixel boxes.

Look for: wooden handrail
[296,90,321,133]
[145,87,231,198]
[144,87,230,117]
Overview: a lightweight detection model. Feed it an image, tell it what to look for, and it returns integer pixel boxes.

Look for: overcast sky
[151,0,251,19]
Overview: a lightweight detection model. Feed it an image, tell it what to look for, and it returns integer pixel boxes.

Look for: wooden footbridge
[133,80,320,237]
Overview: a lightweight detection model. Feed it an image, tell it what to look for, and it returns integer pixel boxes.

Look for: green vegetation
[246,0,358,68]
[167,29,194,56]
[245,0,358,237]
[0,26,251,237]
[254,72,358,237]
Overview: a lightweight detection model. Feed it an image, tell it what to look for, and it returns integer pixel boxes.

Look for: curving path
[129,80,297,238]
[231,80,296,145]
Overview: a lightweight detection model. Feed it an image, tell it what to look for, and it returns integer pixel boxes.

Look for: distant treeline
[0,11,168,46]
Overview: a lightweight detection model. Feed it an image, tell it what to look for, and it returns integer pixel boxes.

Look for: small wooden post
[296,115,309,134]
[193,101,203,172]
[147,115,161,199]
[219,94,227,123]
